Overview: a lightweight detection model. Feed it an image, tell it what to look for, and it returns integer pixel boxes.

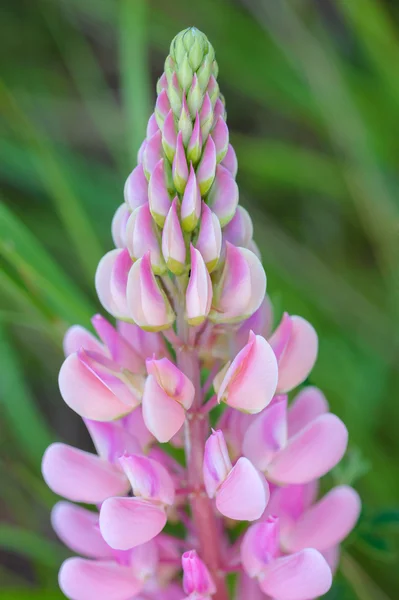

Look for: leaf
[119,0,151,163]
[0,525,68,569]
[0,321,54,468]
[0,201,94,326]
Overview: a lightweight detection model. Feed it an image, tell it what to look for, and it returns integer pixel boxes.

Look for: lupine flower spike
[42,27,360,600]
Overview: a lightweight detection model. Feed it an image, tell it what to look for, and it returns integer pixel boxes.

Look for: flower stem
[176,344,228,600]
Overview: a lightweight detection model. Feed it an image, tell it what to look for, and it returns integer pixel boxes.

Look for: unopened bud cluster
[101,27,261,333]
[42,28,360,600]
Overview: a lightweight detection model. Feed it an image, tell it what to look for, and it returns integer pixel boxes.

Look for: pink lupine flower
[142,357,195,442]
[243,388,348,484]
[266,483,361,557]
[241,517,332,600]
[43,27,358,600]
[216,331,278,414]
[269,313,318,393]
[210,243,266,324]
[203,430,269,521]
[182,550,216,599]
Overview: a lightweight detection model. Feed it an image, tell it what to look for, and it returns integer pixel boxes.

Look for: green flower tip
[170,27,215,72]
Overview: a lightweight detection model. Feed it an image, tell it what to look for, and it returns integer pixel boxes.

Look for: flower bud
[207,165,239,227]
[148,159,172,228]
[111,203,130,248]
[124,164,148,211]
[187,73,202,117]
[221,143,238,178]
[172,131,189,193]
[269,314,318,393]
[199,93,213,141]
[162,198,186,275]
[146,113,159,138]
[223,206,253,247]
[155,89,171,129]
[170,27,213,71]
[95,248,132,320]
[156,72,168,94]
[126,204,166,275]
[181,164,201,232]
[143,130,164,178]
[207,75,219,107]
[182,550,216,597]
[196,135,216,195]
[187,113,202,165]
[168,72,182,116]
[186,245,212,325]
[195,202,222,272]
[142,357,195,442]
[217,331,278,414]
[137,139,146,164]
[213,97,226,124]
[210,243,266,323]
[162,110,177,162]
[197,55,213,91]
[177,53,194,90]
[178,95,193,146]
[212,117,229,163]
[126,252,176,331]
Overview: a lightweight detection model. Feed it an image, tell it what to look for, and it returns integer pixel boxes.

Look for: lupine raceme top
[42,27,361,600]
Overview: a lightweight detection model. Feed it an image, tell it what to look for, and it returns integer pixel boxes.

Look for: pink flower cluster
[42,28,360,600]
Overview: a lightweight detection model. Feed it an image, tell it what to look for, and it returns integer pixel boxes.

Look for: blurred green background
[1,0,398,598]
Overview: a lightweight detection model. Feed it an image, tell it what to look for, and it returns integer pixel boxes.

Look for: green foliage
[0,0,399,597]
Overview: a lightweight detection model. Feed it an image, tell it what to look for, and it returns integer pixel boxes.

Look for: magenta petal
[284,486,361,552]
[267,414,348,484]
[288,386,329,437]
[99,497,167,549]
[59,352,136,421]
[216,457,269,521]
[260,549,332,600]
[59,558,143,600]
[52,502,113,559]
[42,443,128,503]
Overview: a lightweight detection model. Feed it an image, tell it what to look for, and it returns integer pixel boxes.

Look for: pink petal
[284,486,361,552]
[118,454,175,505]
[146,356,195,409]
[111,203,130,248]
[51,502,113,559]
[267,414,348,484]
[275,316,318,393]
[124,164,148,211]
[182,550,216,596]
[216,457,269,521]
[95,249,125,318]
[92,314,145,374]
[241,518,280,578]
[63,325,104,357]
[142,375,186,443]
[59,558,143,600]
[243,396,288,470]
[42,443,128,503]
[99,497,167,549]
[59,352,136,421]
[84,419,141,463]
[186,245,213,325]
[203,429,232,498]
[260,549,332,600]
[218,332,278,414]
[288,386,329,437]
